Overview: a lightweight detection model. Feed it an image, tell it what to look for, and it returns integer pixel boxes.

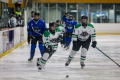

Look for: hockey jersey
[43,27,62,50]
[27,19,47,36]
[10,17,17,27]
[62,16,77,32]
[72,23,96,42]
[56,24,65,33]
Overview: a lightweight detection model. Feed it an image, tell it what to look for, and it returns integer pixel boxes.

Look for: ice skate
[28,57,33,61]
[65,59,71,66]
[81,62,85,69]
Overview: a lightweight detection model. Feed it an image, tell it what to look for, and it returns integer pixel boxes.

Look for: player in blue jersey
[27,12,47,61]
[62,13,77,50]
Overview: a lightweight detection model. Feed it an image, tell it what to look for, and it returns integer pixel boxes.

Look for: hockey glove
[64,13,68,17]
[91,41,97,48]
[48,45,54,53]
[56,35,63,43]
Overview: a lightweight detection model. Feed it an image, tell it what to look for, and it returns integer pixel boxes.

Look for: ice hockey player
[62,13,77,50]
[37,22,63,70]
[27,12,47,61]
[56,20,65,47]
[65,15,97,69]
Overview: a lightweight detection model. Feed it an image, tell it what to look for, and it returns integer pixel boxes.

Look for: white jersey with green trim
[43,27,62,50]
[72,23,96,42]
[57,24,65,33]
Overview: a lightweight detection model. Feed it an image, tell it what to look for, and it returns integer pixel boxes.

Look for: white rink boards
[0,35,120,80]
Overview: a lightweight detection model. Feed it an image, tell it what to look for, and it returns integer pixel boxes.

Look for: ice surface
[0,35,120,80]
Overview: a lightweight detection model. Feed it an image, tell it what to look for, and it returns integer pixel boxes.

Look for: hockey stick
[96,47,120,67]
[32,27,43,36]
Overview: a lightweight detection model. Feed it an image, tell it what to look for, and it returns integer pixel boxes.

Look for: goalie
[37,22,63,70]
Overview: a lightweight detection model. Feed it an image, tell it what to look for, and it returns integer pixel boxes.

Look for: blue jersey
[27,19,47,36]
[63,16,77,32]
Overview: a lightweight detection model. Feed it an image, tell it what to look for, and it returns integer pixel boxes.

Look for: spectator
[27,11,35,23]
[10,12,17,27]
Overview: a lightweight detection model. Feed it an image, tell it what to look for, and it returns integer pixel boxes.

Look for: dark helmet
[56,20,61,23]
[49,21,56,34]
[34,12,40,16]
[81,15,88,20]
[49,21,56,28]
[31,11,35,14]
[69,15,73,18]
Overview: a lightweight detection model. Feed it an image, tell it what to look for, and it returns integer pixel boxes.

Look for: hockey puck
[66,75,69,78]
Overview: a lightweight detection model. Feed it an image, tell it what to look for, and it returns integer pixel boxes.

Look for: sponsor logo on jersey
[80,31,88,37]
[34,26,41,32]
[50,38,57,43]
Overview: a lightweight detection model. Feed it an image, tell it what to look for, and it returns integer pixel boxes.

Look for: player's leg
[38,46,54,70]
[63,33,66,46]
[38,52,49,70]
[48,44,58,59]
[27,33,30,44]
[60,36,64,47]
[28,37,37,61]
[80,37,91,69]
[38,36,44,57]
[65,40,81,66]
[64,32,72,50]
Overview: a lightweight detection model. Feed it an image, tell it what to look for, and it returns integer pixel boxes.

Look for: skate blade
[27,60,32,63]
[43,67,45,69]
[63,48,67,51]
[81,66,85,69]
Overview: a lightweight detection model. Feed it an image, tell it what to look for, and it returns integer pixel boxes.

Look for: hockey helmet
[81,15,88,20]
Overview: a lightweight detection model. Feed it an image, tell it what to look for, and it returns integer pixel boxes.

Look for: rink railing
[0,26,27,58]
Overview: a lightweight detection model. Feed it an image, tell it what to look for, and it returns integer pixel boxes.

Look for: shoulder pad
[88,23,94,28]
[44,30,50,37]
[75,23,81,29]
[56,27,61,32]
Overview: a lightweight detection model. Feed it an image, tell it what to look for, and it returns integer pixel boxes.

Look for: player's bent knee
[81,48,87,54]
[71,50,77,54]
[42,53,49,60]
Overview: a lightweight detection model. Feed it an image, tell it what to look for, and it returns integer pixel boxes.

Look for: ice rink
[0,35,120,80]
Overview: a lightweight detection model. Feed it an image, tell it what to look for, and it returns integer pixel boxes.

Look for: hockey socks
[65,37,71,46]
[80,48,87,63]
[38,53,49,70]
[30,44,36,58]
[68,50,77,60]
[65,50,77,66]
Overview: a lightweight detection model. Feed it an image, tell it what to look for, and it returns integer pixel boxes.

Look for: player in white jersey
[56,20,65,47]
[37,22,63,70]
[65,15,97,69]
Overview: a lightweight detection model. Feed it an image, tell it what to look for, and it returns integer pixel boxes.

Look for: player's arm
[90,25,96,42]
[90,24,97,48]
[60,24,65,33]
[62,13,69,24]
[74,21,78,26]
[42,22,47,33]
[72,23,81,41]
[56,27,63,43]
[43,30,51,48]
[27,22,32,35]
